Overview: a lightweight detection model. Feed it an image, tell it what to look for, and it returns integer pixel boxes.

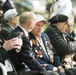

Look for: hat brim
[36,20,48,24]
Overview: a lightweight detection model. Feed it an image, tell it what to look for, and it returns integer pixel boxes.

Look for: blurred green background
[13,0,76,30]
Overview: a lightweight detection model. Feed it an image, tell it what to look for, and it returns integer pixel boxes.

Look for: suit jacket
[2,22,13,34]
[0,33,8,63]
[0,32,17,74]
[7,26,46,73]
[29,32,63,71]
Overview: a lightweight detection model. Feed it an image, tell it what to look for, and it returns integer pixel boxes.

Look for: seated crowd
[0,1,76,75]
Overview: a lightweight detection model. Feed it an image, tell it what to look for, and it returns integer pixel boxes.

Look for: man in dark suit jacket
[7,12,51,75]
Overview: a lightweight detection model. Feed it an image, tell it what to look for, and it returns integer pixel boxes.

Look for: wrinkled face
[56,21,67,33]
[31,21,44,37]
[66,20,74,34]
[12,16,19,26]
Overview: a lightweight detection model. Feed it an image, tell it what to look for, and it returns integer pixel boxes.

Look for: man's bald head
[19,12,37,24]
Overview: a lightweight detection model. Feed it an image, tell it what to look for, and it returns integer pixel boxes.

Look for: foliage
[74,23,76,31]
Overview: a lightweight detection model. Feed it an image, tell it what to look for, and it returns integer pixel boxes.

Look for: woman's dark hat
[49,14,68,24]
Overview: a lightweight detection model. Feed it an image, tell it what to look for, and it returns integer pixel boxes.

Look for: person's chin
[61,31,65,33]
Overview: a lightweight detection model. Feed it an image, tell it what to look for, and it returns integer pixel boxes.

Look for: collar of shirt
[19,25,29,37]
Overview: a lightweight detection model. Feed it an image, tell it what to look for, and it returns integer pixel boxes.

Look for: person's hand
[41,64,47,69]
[2,37,23,51]
[58,66,65,73]
[2,33,23,51]
[53,67,58,71]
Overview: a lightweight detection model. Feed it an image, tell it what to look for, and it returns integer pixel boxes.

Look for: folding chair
[0,62,7,75]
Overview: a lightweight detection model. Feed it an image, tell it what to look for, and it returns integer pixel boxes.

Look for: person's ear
[28,20,32,28]
[11,18,14,23]
[56,23,60,27]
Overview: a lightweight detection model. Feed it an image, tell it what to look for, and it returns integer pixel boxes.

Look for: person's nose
[39,26,43,30]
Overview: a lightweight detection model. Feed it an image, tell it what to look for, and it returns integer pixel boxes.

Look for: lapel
[17,26,28,38]
[41,36,51,60]
[29,32,49,60]
[29,32,54,62]
[16,26,24,33]
[41,35,54,63]
[41,36,48,52]
[16,26,30,47]
[36,38,49,59]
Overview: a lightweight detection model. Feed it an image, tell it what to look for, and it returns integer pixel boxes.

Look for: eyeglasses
[67,24,73,27]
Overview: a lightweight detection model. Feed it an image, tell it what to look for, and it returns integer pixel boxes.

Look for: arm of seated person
[2,32,23,51]
[2,37,23,51]
[57,66,65,73]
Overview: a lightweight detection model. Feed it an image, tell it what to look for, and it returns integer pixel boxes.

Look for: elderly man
[0,13,23,75]
[66,15,75,39]
[65,15,76,64]
[45,14,76,75]
[1,9,19,40]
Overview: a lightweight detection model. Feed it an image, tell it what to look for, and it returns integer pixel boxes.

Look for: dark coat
[29,32,63,71]
[0,32,8,63]
[44,25,76,58]
[2,22,13,34]
[69,31,75,39]
[1,22,13,40]
[0,30,48,75]
[0,32,17,75]
[7,26,47,73]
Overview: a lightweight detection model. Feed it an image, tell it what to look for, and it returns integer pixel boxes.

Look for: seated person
[29,14,74,75]
[0,13,23,75]
[65,15,76,65]
[45,14,76,75]
[66,15,75,40]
